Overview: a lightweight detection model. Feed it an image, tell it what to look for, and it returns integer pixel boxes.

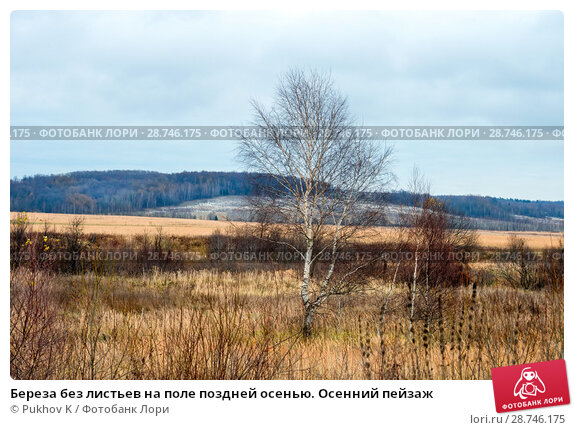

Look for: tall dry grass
[10,213,563,380]
[10,265,563,380]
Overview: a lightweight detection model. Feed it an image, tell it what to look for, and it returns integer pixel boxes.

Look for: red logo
[491,360,570,413]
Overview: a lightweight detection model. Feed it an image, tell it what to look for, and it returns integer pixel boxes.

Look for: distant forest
[10,170,564,228]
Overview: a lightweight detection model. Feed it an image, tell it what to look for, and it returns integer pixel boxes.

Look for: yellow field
[12,211,564,249]
[477,230,563,248]
[12,211,234,237]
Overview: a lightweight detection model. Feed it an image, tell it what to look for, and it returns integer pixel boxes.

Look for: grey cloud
[10,10,563,199]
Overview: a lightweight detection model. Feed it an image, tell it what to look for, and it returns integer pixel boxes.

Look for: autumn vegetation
[10,212,563,380]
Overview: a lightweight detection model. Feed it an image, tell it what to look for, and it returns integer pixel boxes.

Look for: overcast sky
[10,10,563,200]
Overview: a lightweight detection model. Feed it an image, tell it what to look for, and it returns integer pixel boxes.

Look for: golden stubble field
[11,211,564,249]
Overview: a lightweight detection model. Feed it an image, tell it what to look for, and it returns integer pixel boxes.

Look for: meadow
[10,212,564,380]
[15,211,564,248]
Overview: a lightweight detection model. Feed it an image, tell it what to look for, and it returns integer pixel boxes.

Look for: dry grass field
[10,266,563,380]
[10,211,564,380]
[14,212,231,237]
[12,211,564,249]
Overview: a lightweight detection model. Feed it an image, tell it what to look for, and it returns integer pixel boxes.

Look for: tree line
[11,169,563,225]
[10,170,253,214]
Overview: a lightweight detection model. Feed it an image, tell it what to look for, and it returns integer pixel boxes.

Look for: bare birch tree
[239,69,393,336]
